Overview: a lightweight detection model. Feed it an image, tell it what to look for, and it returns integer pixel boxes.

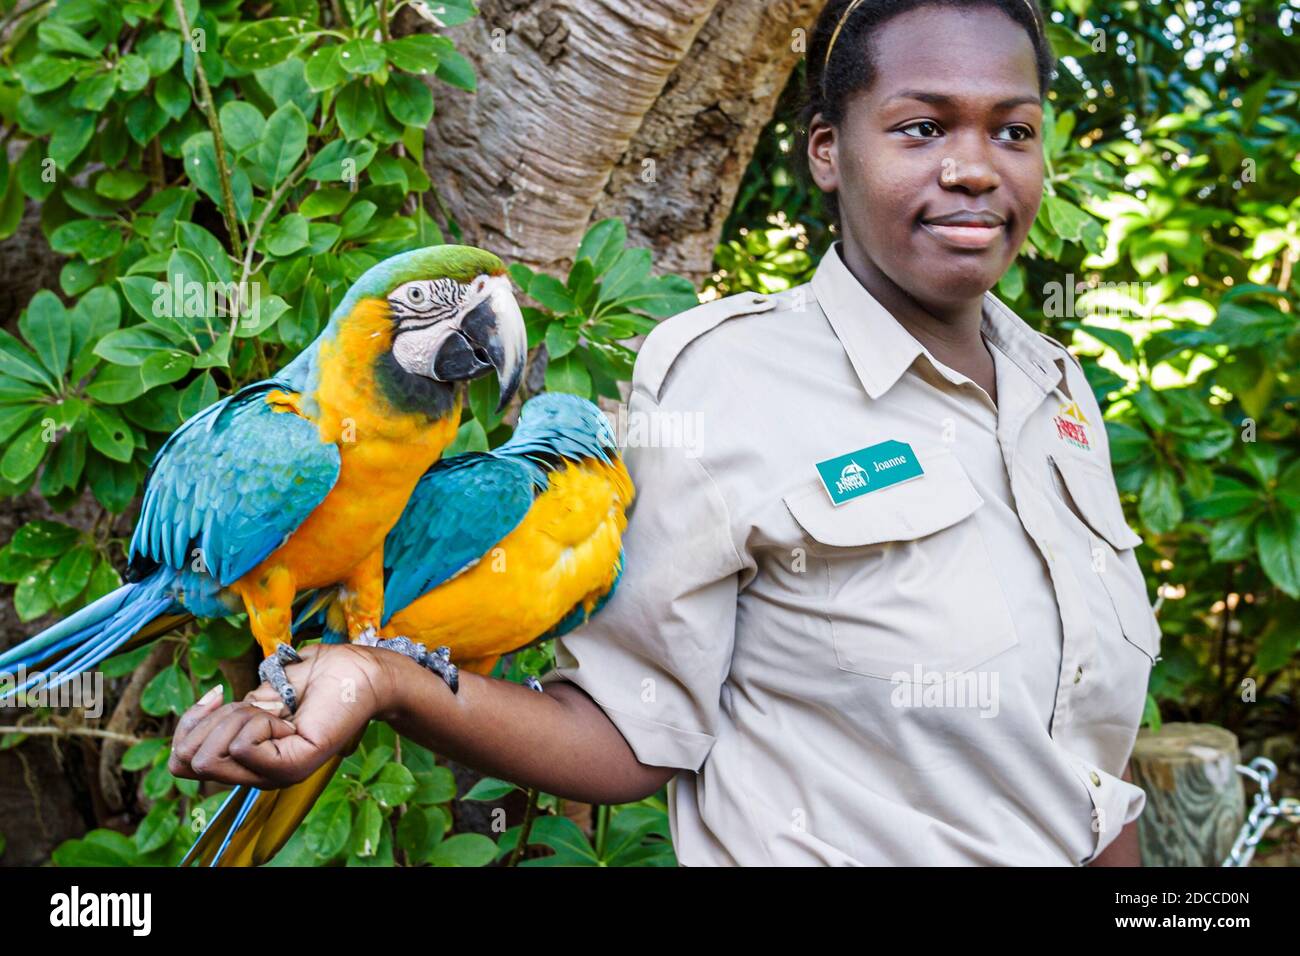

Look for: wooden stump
[1131,722,1244,867]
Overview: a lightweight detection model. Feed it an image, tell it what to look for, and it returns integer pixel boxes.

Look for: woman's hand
[168,643,394,789]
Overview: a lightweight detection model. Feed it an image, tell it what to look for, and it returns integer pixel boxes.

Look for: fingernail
[199,685,223,706]
[250,700,284,713]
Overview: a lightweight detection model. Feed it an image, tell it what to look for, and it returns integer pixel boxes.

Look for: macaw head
[329,245,527,412]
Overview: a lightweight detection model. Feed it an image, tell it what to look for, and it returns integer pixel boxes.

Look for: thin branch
[0,725,144,746]
[171,0,244,259]
[240,152,313,286]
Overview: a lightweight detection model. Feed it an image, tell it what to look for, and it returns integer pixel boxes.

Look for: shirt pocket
[1048,452,1161,664]
[781,447,1019,682]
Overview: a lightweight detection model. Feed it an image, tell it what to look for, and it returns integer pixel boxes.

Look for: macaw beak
[430,274,527,411]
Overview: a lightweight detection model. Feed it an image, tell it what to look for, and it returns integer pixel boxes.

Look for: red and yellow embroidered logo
[1053,401,1092,451]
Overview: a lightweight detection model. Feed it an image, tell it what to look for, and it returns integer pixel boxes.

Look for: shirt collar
[811,241,1063,400]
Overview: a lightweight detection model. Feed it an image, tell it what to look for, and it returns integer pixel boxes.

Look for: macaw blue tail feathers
[0,576,184,701]
[182,753,347,867]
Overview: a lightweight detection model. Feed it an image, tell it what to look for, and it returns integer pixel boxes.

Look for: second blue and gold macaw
[182,392,634,866]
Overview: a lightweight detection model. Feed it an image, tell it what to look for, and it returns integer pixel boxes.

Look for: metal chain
[1223,757,1300,867]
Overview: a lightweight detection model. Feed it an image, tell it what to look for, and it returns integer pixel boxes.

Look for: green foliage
[0,0,455,527]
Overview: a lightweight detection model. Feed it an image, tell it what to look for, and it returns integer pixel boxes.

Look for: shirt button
[1090,771,1102,787]
[1074,666,1083,684]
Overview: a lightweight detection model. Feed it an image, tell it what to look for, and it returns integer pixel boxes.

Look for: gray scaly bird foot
[257,643,302,713]
[357,630,459,694]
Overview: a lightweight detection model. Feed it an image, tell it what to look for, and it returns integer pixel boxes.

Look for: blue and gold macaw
[182,392,634,866]
[0,245,526,711]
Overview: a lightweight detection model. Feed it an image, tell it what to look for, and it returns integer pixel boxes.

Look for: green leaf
[115,54,150,93]
[428,833,496,867]
[52,830,137,867]
[1076,324,1136,363]
[49,219,122,264]
[9,521,79,558]
[305,795,352,859]
[70,72,116,111]
[522,815,599,865]
[1257,512,1300,598]
[94,326,176,365]
[383,36,444,76]
[153,71,191,120]
[304,44,347,92]
[234,294,289,338]
[139,31,183,75]
[14,565,55,621]
[545,354,592,397]
[0,422,50,483]
[339,37,385,75]
[176,223,234,284]
[265,214,310,257]
[1138,465,1182,535]
[349,799,383,858]
[462,776,517,802]
[335,80,378,140]
[20,291,71,379]
[177,370,218,421]
[258,103,309,186]
[224,17,315,71]
[86,405,135,462]
[47,545,95,606]
[18,56,77,94]
[544,323,578,359]
[298,188,352,218]
[141,664,194,717]
[122,738,168,772]
[368,763,417,809]
[48,112,97,170]
[37,20,104,58]
[140,350,193,390]
[577,219,626,275]
[304,140,376,182]
[0,328,58,390]
[435,48,476,92]
[95,170,149,201]
[134,800,180,854]
[384,73,434,127]
[528,274,575,314]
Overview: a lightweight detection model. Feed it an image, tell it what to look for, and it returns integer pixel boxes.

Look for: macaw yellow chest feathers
[380,456,633,673]
[242,299,461,597]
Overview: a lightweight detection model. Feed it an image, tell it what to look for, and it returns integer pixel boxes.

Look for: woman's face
[809,5,1045,312]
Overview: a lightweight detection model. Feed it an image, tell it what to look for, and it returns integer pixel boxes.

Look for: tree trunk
[421,0,825,285]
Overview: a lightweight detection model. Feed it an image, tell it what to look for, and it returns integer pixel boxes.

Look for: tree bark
[422,0,825,285]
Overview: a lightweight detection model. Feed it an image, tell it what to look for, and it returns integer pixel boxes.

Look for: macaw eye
[408,286,425,303]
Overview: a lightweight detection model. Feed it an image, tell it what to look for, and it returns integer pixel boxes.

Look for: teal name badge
[814,440,924,506]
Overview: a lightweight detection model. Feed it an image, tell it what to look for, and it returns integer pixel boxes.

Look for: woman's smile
[919,219,1007,251]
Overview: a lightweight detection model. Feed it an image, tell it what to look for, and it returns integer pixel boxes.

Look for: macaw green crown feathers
[331,244,506,321]
[277,244,506,395]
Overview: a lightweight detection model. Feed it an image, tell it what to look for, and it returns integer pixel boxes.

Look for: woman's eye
[899,121,942,139]
[997,125,1035,142]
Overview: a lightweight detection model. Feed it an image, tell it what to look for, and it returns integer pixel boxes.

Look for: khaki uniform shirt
[549,243,1160,865]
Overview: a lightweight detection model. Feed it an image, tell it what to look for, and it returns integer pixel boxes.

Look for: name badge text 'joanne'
[814,440,924,506]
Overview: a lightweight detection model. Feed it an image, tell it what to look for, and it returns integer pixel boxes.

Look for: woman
[171,0,1159,866]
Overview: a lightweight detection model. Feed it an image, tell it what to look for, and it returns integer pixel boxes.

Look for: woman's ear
[807,112,840,194]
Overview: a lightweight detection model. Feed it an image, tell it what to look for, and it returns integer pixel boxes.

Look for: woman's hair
[799,0,1057,225]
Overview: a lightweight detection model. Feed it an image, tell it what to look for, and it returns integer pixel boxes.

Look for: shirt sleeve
[544,381,743,772]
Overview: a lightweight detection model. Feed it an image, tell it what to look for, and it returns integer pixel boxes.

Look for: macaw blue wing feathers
[381,455,537,625]
[127,380,340,587]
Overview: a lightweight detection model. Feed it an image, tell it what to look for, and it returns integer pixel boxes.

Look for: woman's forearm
[375,653,677,805]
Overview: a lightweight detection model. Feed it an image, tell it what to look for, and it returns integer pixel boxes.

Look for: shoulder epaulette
[636,293,777,401]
